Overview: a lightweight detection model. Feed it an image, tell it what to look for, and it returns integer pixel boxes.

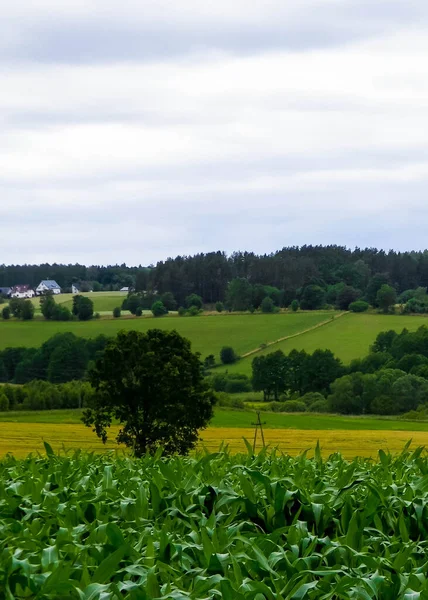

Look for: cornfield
[2,442,428,598]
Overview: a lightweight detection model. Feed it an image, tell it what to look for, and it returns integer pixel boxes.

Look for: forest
[3,245,428,306]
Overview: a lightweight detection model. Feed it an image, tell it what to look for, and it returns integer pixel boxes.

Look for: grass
[0,311,334,359]
[220,312,428,375]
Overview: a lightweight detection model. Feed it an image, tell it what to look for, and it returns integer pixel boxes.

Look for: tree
[336,286,360,310]
[113,307,121,318]
[52,304,72,321]
[376,284,397,313]
[21,300,35,321]
[151,301,168,317]
[290,300,299,312]
[220,346,237,364]
[135,306,143,317]
[261,297,275,313]
[160,292,177,311]
[83,329,216,456]
[226,278,252,312]
[252,351,289,401]
[40,293,56,319]
[1,306,10,320]
[215,301,224,313]
[300,285,325,310]
[125,294,142,315]
[185,294,203,310]
[366,273,389,306]
[72,295,94,320]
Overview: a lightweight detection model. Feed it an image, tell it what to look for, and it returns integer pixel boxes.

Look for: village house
[71,283,80,294]
[36,280,61,295]
[0,287,11,297]
[10,285,35,299]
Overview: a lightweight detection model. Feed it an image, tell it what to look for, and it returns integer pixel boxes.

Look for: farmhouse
[72,284,80,294]
[11,285,35,299]
[36,280,61,295]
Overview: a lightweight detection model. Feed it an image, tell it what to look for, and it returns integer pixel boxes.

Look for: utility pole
[251,411,266,453]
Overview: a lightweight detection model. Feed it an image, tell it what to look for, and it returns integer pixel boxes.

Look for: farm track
[240,311,348,359]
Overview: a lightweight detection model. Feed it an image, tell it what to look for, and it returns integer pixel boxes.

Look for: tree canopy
[83,329,216,456]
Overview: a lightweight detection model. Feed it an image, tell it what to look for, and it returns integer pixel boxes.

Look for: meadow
[0,311,333,359]
[2,447,428,597]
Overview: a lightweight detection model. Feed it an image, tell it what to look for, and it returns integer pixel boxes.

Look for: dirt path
[240,312,348,359]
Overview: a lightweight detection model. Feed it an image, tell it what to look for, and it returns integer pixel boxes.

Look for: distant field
[0,311,333,359]
[1,409,428,458]
[25,291,128,313]
[220,312,428,375]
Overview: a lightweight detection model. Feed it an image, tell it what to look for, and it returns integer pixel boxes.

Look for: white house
[36,280,61,295]
[72,284,80,294]
[11,285,35,299]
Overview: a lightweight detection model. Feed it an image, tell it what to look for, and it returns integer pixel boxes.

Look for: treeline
[0,333,109,384]
[249,325,428,416]
[4,245,428,306]
[0,380,94,411]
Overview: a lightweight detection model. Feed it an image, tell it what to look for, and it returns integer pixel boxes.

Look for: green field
[220,312,428,375]
[7,291,129,314]
[0,311,333,359]
[3,407,428,431]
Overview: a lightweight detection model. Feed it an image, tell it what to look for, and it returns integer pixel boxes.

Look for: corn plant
[1,441,428,598]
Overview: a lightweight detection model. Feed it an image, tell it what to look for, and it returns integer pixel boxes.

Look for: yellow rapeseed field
[1,423,428,459]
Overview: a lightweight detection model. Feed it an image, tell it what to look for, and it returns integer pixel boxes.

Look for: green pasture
[0,311,333,359]
[220,312,428,376]
[2,407,428,431]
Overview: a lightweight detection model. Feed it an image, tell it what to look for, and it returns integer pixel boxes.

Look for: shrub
[94,312,101,319]
[224,378,252,394]
[185,294,203,309]
[52,305,72,321]
[308,400,330,413]
[290,299,299,312]
[151,301,167,317]
[113,307,121,318]
[215,301,224,313]
[21,300,35,321]
[268,401,287,412]
[281,400,306,412]
[186,306,201,317]
[214,392,245,409]
[301,392,325,407]
[0,392,9,412]
[135,306,143,317]
[1,306,10,320]
[220,346,237,365]
[349,300,369,313]
[261,297,275,313]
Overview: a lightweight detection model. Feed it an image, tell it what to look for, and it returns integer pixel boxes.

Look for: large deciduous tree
[83,329,216,456]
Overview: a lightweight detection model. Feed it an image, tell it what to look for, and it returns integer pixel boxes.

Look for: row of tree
[1,295,95,322]
[0,380,95,411]
[250,325,428,415]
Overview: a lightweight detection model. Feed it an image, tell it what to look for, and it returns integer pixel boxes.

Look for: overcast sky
[3,0,428,265]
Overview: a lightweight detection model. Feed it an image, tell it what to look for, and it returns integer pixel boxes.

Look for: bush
[52,305,72,321]
[220,346,237,365]
[151,301,167,317]
[308,400,330,413]
[73,296,94,321]
[349,300,369,313]
[113,307,121,318]
[2,306,10,320]
[186,306,201,317]
[290,299,299,312]
[215,301,224,313]
[214,392,245,409]
[224,378,252,394]
[185,294,203,310]
[281,400,307,412]
[0,392,9,412]
[178,306,186,316]
[135,306,143,317]
[301,392,325,407]
[268,401,287,412]
[261,297,275,313]
[21,300,35,321]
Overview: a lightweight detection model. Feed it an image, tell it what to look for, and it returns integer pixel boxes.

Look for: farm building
[36,280,61,295]
[72,284,80,294]
[0,287,11,297]
[11,285,35,299]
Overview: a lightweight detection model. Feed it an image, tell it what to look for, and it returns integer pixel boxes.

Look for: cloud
[2,1,428,264]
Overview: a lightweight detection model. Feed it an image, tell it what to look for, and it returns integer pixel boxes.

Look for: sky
[2,0,428,265]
